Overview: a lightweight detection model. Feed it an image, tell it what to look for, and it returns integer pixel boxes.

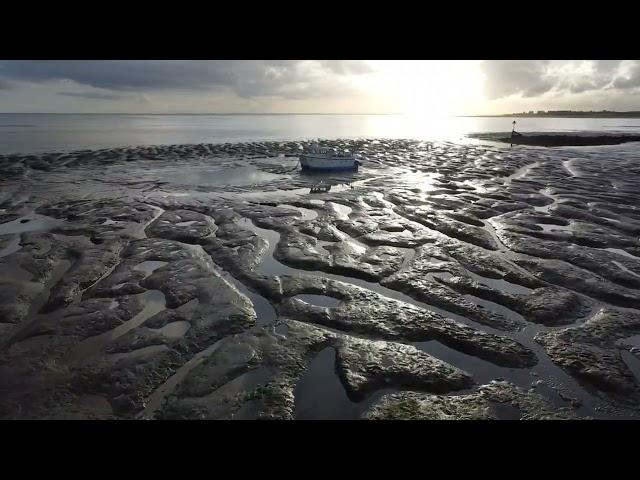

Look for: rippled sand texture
[1,139,639,420]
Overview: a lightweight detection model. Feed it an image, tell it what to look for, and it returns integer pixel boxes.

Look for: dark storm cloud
[57,91,123,100]
[0,60,235,91]
[481,60,639,99]
[0,60,372,99]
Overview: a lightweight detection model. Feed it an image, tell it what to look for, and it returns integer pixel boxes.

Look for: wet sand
[1,138,640,420]
[469,131,640,147]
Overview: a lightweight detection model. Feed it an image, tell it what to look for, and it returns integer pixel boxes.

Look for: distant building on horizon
[496,110,640,118]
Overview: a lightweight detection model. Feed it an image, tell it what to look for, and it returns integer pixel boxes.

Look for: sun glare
[364,60,484,116]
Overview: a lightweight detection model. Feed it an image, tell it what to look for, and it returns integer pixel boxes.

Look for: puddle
[279,204,318,221]
[219,269,277,326]
[64,289,166,365]
[273,321,289,337]
[533,188,559,214]
[247,293,277,326]
[141,339,225,419]
[231,399,261,420]
[131,204,165,240]
[504,161,539,184]
[621,350,640,384]
[465,270,533,295]
[463,294,527,324]
[2,259,75,349]
[492,402,522,420]
[538,223,573,233]
[163,165,282,187]
[132,260,168,279]
[212,178,364,203]
[330,239,367,256]
[235,217,289,277]
[186,242,277,328]
[431,271,456,282]
[294,347,388,420]
[317,239,336,253]
[0,235,21,258]
[326,202,352,220]
[413,340,532,387]
[563,159,582,178]
[294,348,354,419]
[153,320,191,338]
[482,219,511,252]
[619,334,640,349]
[292,294,341,308]
[107,344,169,364]
[0,213,64,235]
[218,366,274,400]
[413,337,598,418]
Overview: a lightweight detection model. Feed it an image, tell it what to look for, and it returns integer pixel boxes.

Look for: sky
[0,60,639,115]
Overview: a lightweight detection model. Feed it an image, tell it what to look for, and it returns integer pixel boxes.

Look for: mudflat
[469,131,640,147]
[1,138,639,420]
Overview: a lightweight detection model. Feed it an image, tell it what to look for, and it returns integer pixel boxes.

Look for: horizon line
[2,111,637,117]
[0,112,495,116]
[0,112,404,116]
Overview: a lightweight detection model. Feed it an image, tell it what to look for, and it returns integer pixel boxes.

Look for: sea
[1,113,640,155]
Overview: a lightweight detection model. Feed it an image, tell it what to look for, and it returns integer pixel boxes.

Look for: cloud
[0,60,374,100]
[480,60,639,100]
[319,60,374,75]
[3,60,637,114]
[613,61,640,89]
[57,91,123,100]
[481,60,554,99]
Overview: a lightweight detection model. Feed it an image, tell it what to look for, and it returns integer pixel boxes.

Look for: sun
[361,61,484,116]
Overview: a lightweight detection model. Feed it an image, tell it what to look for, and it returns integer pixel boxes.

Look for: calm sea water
[1,113,640,155]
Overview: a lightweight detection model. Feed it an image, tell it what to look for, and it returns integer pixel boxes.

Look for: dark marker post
[511,120,516,147]
[511,120,523,147]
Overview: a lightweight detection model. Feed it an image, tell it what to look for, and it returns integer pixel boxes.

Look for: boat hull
[300,154,359,171]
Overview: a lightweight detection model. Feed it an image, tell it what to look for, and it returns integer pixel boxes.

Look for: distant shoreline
[1,112,640,118]
[468,132,640,146]
[462,112,640,118]
[0,112,400,116]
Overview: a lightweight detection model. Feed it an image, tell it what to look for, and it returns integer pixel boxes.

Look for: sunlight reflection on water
[2,114,640,155]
